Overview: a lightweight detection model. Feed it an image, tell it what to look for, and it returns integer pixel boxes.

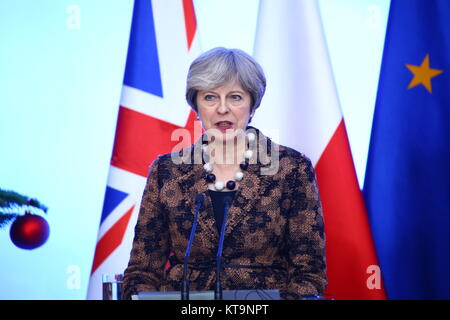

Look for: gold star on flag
[406,54,443,93]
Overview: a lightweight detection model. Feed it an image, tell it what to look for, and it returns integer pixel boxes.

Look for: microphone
[215,195,233,300]
[181,194,205,300]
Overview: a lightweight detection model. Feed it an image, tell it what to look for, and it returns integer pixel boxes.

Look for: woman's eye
[204,94,216,101]
[231,95,242,100]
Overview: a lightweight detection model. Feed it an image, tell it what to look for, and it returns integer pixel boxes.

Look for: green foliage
[0,213,17,228]
[0,188,47,211]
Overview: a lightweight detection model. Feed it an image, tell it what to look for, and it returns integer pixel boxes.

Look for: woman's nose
[217,99,230,114]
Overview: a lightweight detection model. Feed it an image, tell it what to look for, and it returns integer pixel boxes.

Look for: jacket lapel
[175,140,219,246]
[224,163,261,237]
[226,127,274,236]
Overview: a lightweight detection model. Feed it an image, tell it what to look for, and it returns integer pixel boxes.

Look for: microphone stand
[215,196,232,300]
[181,194,204,300]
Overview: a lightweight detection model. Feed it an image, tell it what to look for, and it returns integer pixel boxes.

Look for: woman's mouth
[215,121,233,131]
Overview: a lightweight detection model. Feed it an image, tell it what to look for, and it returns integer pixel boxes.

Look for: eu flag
[364,0,450,299]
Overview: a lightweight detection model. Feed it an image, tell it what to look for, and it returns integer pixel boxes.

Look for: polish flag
[252,0,386,299]
[87,0,202,299]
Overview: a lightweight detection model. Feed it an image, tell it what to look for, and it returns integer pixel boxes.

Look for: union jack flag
[87,0,201,299]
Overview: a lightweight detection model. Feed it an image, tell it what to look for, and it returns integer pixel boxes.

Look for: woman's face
[196,80,253,143]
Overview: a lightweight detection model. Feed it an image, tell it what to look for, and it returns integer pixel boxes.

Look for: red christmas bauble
[10,213,50,250]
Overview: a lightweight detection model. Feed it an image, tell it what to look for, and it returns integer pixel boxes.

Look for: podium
[132,290,281,300]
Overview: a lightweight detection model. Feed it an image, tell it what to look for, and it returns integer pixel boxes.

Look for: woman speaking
[122,47,327,300]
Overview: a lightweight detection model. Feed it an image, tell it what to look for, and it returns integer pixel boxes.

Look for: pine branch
[0,189,47,212]
[0,213,17,228]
